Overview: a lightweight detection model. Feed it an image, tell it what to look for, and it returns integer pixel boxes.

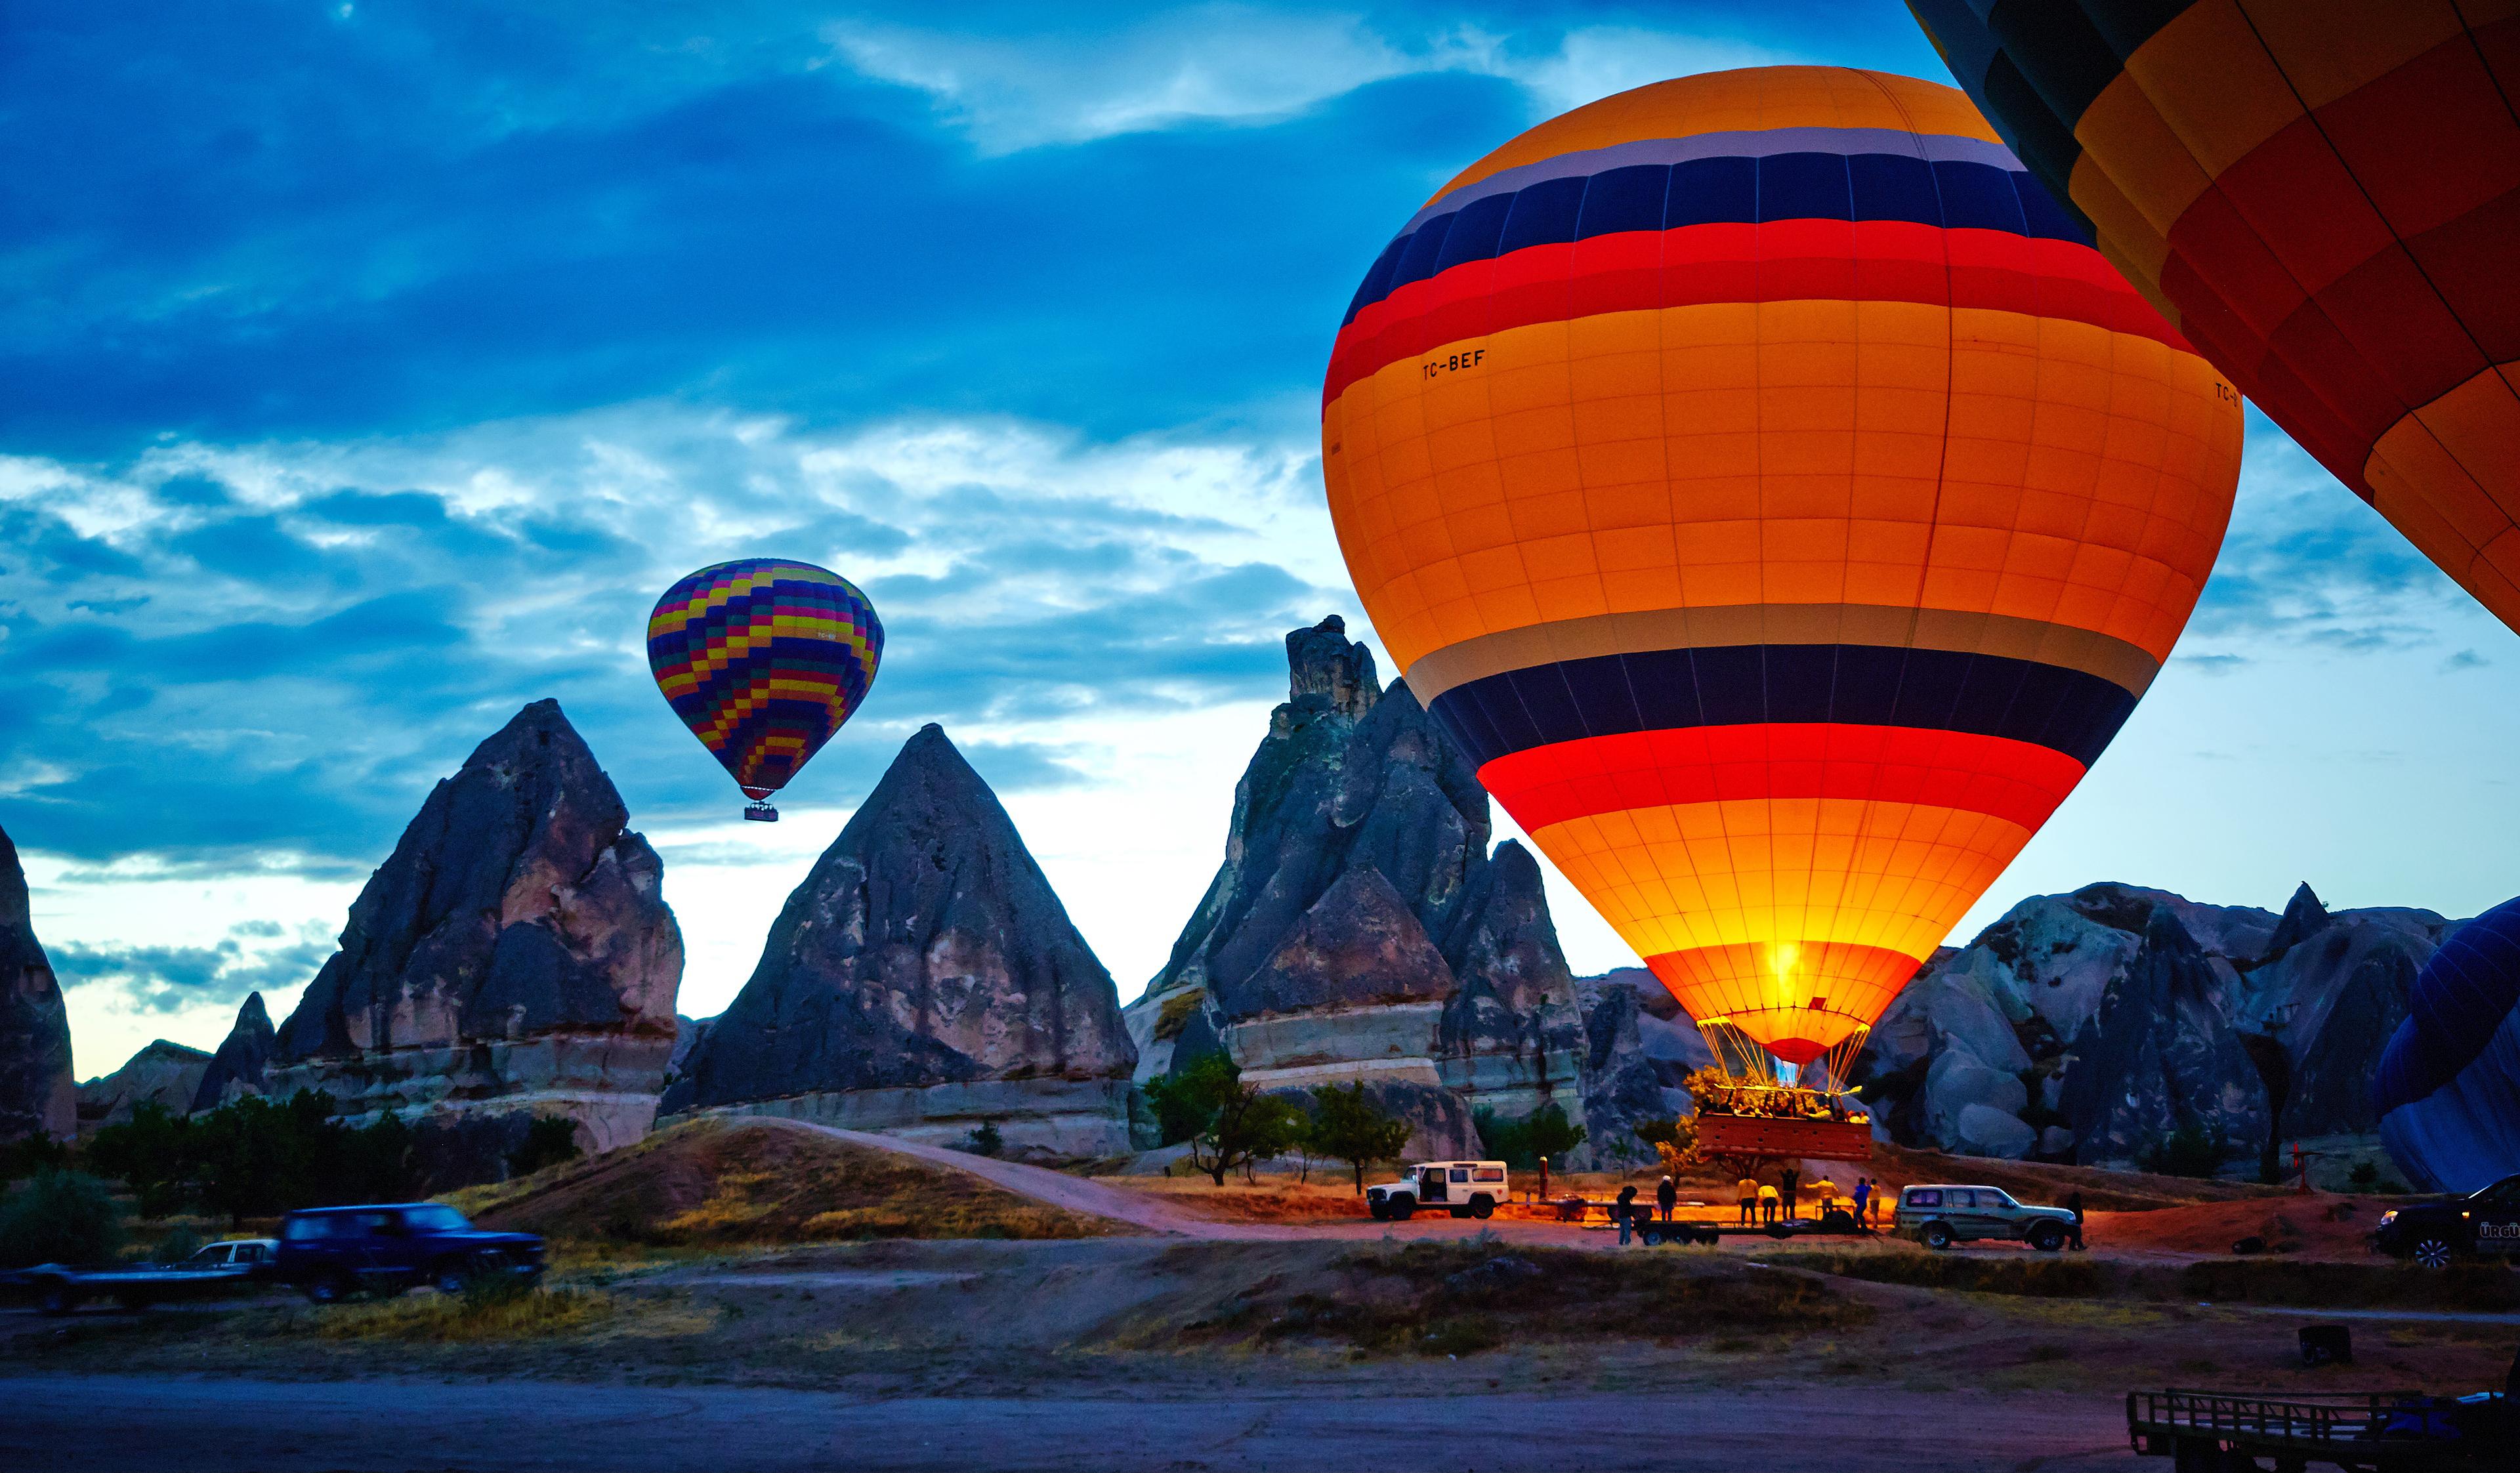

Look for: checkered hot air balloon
[646,559,883,822]
[1322,66,2244,1089]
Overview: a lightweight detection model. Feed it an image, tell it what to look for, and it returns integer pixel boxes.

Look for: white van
[1365,1161,1509,1220]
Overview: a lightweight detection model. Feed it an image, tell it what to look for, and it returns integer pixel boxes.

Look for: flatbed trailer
[2127,1388,2511,1472]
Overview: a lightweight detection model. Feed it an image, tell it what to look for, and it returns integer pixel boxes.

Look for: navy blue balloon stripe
[2374,895,2520,1112]
[1421,644,2136,770]
[1343,154,2090,325]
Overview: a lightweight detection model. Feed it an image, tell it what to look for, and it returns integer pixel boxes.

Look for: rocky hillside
[268,699,684,1188]
[0,823,74,1142]
[662,724,1138,1159]
[75,1040,211,1135]
[1853,882,2448,1177]
[1124,617,1668,1167]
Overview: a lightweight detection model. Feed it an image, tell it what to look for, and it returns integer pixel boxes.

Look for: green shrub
[507,1117,583,1178]
[964,1121,1004,1158]
[2141,1123,2227,1179]
[1473,1103,1586,1169]
[0,1169,125,1268]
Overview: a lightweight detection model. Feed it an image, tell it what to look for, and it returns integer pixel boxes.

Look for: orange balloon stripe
[1480,723,2082,835]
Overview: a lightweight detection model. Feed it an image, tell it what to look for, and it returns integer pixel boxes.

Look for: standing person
[1736,1174,1758,1224]
[1759,1182,1779,1225]
[1852,1177,1872,1232]
[2067,1190,2086,1251]
[1656,1175,1678,1222]
[1780,1166,1800,1222]
[1616,1184,1637,1245]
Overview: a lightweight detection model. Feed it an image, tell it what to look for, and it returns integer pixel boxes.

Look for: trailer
[2127,1388,2511,1472]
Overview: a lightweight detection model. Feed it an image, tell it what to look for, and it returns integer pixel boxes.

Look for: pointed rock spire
[192,991,278,1113]
[0,823,74,1142]
[663,724,1135,1113]
[2263,882,2334,961]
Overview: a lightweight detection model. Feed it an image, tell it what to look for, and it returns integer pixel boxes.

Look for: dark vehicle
[3,1238,279,1316]
[2370,1174,2520,1268]
[2129,1388,2511,1471]
[274,1203,543,1304]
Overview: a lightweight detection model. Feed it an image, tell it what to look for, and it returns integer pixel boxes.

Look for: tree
[1144,1054,1309,1186]
[1307,1082,1412,1194]
[1633,1115,1700,1174]
[0,1170,124,1268]
[963,1120,1005,1158]
[1473,1102,1588,1170]
[88,1102,197,1218]
[507,1117,584,1178]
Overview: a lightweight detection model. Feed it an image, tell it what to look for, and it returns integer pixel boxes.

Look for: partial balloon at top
[1322,66,2244,1084]
[646,559,883,822]
[1909,0,2520,634]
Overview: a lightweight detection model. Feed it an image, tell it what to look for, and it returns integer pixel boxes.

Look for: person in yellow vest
[1757,1182,1780,1225]
[1810,1179,1837,1216]
[1736,1176,1758,1224]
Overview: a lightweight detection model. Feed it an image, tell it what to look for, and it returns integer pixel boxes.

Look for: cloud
[51,923,333,1016]
[0,405,1347,873]
[824,7,1791,154]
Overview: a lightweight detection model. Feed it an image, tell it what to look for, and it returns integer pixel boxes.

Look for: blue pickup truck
[274,1203,545,1303]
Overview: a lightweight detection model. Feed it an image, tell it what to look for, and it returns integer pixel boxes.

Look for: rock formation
[75,1041,210,1134]
[1123,618,1664,1167]
[268,700,683,1188]
[1854,881,2446,1177]
[0,823,74,1142]
[661,724,1137,1158]
[190,991,278,1114]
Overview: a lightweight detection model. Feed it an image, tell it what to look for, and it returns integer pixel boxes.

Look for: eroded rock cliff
[0,823,74,1142]
[662,724,1137,1158]
[269,700,682,1187]
[75,1041,209,1135]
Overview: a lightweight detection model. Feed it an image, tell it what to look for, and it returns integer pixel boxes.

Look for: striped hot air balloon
[1910,0,2520,634]
[1322,66,2244,1087]
[646,559,883,822]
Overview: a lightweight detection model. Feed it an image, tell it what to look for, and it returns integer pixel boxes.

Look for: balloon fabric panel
[1322,66,2243,1070]
[647,560,883,801]
[1909,0,2520,633]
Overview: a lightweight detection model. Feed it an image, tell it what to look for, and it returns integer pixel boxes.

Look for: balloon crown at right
[1910,0,2520,634]
[1322,65,2244,1087]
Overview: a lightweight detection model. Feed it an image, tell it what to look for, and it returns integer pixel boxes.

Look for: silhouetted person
[2067,1190,2086,1251]
[1657,1175,1677,1222]
[1780,1167,1799,1222]
[1616,1184,1637,1245]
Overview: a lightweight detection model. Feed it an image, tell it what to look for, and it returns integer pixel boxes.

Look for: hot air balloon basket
[1694,1113,1874,1165]
[744,801,779,823]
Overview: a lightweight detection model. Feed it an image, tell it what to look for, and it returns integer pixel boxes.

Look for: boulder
[76,1041,211,1134]
[269,700,684,1188]
[662,724,1136,1159]
[2057,905,2267,1169]
[0,823,74,1142]
[190,992,278,1113]
[1956,1102,2038,1159]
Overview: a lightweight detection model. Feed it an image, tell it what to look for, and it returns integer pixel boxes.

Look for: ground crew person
[1656,1175,1677,1222]
[1852,1177,1872,1230]
[2067,1190,2086,1251]
[1736,1175,1757,1224]
[1758,1182,1779,1224]
[1780,1166,1799,1222]
[1616,1184,1637,1245]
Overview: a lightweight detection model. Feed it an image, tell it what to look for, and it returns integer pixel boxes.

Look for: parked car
[274,1203,545,1303]
[1365,1161,1509,1220]
[2372,1172,2520,1268]
[2,1238,280,1315]
[1895,1184,2076,1251]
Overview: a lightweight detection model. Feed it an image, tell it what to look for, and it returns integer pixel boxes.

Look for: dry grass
[1776,1245,2108,1299]
[1172,1238,1867,1357]
[2174,1256,2520,1312]
[463,1117,1122,1247]
[313,1277,616,1343]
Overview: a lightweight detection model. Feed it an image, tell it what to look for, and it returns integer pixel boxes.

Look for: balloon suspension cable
[1699,1020,1776,1086]
[1815,1026,1872,1102]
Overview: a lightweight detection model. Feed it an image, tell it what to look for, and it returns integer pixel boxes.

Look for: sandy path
[751,1118,1608,1246]
[0,1372,2139,1472]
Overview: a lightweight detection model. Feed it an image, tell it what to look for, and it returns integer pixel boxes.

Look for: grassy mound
[448,1117,1123,1246]
[1779,1247,2107,1298]
[1177,1239,1868,1357]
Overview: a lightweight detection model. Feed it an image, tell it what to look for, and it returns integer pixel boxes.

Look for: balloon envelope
[1322,67,2242,1074]
[1909,0,2520,633]
[2375,895,2520,1193]
[646,559,883,802]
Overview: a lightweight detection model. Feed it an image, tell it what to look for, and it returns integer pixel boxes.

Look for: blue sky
[9,1,2517,1076]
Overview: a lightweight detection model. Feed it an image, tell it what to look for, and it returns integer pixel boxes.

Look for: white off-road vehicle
[1365,1161,1508,1220]
[1895,1184,2078,1251]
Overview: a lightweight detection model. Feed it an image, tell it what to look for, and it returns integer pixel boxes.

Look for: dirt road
[0,1372,2139,1471]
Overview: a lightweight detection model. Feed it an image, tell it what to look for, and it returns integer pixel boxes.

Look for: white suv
[1366,1161,1509,1220]
[1895,1184,2077,1251]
